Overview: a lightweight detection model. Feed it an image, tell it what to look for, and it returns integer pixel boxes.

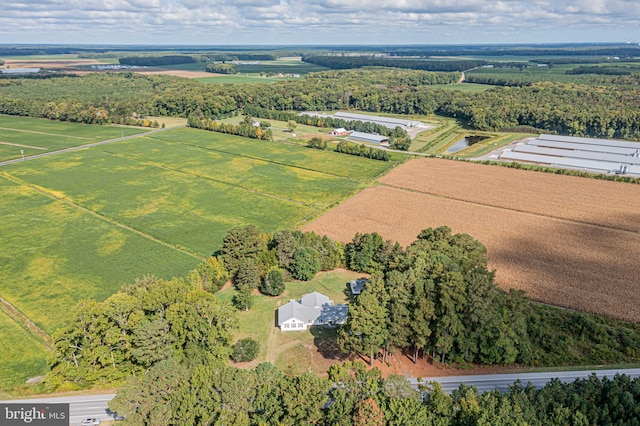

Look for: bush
[232,338,260,362]
[260,268,285,296]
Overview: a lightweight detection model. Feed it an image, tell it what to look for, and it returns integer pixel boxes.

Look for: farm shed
[348,131,389,145]
[330,128,350,136]
[278,292,348,331]
[499,134,640,176]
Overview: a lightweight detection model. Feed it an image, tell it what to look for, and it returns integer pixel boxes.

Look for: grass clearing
[0,311,50,392]
[219,269,363,375]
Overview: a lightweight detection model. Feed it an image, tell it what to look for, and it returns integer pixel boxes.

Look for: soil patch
[303,158,640,322]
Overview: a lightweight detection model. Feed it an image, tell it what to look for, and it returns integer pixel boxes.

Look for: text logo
[1,403,68,425]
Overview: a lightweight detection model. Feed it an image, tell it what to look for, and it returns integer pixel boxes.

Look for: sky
[1,0,639,46]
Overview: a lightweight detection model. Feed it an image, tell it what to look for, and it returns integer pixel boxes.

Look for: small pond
[446,136,487,153]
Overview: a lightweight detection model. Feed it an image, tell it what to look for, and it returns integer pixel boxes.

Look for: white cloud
[0,0,638,44]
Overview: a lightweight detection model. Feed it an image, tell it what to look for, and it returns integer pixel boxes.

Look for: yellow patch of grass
[122,195,168,218]
[95,229,127,256]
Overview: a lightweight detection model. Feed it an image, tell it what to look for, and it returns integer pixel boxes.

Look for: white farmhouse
[278,292,348,331]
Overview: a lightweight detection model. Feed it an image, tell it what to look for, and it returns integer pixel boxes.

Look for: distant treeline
[566,65,640,75]
[206,63,238,74]
[119,55,197,66]
[1,67,640,139]
[302,55,487,72]
[188,114,273,141]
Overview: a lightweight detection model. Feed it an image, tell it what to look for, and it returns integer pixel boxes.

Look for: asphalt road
[412,368,640,394]
[2,393,117,425]
[3,368,640,424]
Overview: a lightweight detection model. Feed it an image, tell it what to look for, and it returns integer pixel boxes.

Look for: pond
[446,135,487,153]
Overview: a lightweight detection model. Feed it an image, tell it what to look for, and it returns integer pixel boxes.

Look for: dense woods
[1,66,639,139]
[302,55,488,72]
[206,63,239,74]
[109,359,640,426]
[119,55,197,66]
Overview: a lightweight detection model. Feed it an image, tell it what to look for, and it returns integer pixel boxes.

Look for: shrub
[232,338,260,362]
[260,268,285,296]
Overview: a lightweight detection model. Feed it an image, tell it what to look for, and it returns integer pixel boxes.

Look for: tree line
[302,56,488,72]
[109,357,640,425]
[1,67,640,140]
[187,114,273,141]
[119,55,197,67]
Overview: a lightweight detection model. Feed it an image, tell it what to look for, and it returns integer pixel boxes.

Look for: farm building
[333,112,424,129]
[0,68,41,74]
[278,292,348,332]
[499,134,640,176]
[330,128,350,136]
[348,131,389,145]
[349,279,369,295]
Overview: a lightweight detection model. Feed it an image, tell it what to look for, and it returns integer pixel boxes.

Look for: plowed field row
[303,158,640,322]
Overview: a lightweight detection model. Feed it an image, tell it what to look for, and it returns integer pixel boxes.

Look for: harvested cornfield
[303,158,640,322]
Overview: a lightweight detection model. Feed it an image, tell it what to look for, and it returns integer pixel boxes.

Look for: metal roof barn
[348,131,389,144]
[513,144,640,165]
[538,134,640,150]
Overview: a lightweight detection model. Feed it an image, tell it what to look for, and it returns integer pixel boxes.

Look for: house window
[283,323,289,329]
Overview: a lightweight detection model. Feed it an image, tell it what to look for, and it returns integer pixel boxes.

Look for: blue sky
[1,0,639,45]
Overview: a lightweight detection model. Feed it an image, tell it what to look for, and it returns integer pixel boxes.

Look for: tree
[192,257,228,292]
[353,398,385,426]
[131,318,176,367]
[290,246,321,281]
[339,272,389,366]
[287,120,298,133]
[234,257,261,292]
[109,358,188,426]
[233,286,254,311]
[259,268,285,296]
[345,232,385,273]
[219,225,267,274]
[232,338,260,362]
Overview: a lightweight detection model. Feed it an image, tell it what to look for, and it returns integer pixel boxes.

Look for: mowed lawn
[0,127,396,390]
[0,310,49,392]
[0,115,148,162]
[217,269,364,375]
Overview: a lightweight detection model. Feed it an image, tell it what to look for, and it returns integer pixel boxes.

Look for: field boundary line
[379,182,640,235]
[0,126,92,140]
[0,126,173,167]
[0,141,47,150]
[146,134,366,182]
[96,149,312,207]
[0,172,205,262]
[0,296,52,350]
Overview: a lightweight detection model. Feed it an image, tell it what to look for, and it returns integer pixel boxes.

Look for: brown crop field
[303,158,640,322]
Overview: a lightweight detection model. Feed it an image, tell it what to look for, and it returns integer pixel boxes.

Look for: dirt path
[0,296,52,349]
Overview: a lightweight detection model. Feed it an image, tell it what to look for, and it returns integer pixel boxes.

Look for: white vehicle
[80,419,101,426]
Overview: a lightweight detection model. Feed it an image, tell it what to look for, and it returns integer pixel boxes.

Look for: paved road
[411,368,640,394]
[3,368,640,424]
[1,393,117,425]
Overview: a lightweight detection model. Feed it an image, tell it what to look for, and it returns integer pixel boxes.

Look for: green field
[0,310,49,392]
[0,115,148,162]
[0,126,397,391]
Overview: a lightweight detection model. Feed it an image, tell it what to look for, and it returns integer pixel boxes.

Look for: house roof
[278,292,346,327]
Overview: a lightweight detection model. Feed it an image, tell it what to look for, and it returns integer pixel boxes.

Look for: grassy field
[218,269,363,375]
[0,310,49,392]
[0,115,148,161]
[0,127,397,389]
